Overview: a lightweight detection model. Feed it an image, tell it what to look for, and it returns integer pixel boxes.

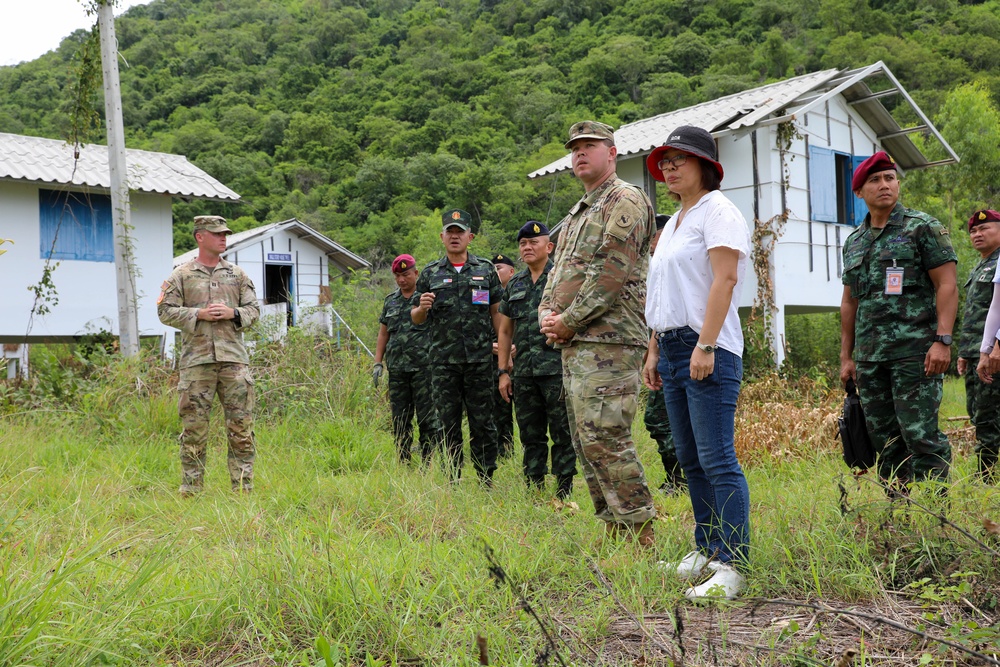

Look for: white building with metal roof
[529,61,959,364]
[0,131,239,368]
[173,218,371,338]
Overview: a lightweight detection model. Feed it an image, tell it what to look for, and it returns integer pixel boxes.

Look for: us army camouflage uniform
[158,258,260,493]
[500,260,576,495]
[842,202,957,483]
[540,176,656,525]
[643,386,684,489]
[415,254,503,481]
[379,289,444,463]
[958,247,1000,480]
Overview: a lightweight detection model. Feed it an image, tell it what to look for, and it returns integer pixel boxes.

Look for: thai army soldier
[839,152,958,488]
[539,121,657,545]
[374,254,444,465]
[491,253,517,460]
[643,213,685,495]
[958,210,1000,482]
[498,221,577,499]
[158,215,260,495]
[412,209,505,484]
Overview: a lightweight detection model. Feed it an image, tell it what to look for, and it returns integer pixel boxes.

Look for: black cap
[654,214,670,230]
[492,253,515,268]
[646,126,724,182]
[516,220,550,242]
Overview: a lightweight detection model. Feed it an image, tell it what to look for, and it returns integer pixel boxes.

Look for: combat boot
[979,451,998,483]
[555,475,574,500]
[633,521,655,548]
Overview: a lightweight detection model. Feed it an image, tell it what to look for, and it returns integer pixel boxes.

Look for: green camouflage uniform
[415,254,503,481]
[379,289,444,463]
[642,386,684,488]
[540,176,656,525]
[492,346,515,459]
[499,260,576,495]
[842,202,958,483]
[958,247,1000,480]
[158,258,260,493]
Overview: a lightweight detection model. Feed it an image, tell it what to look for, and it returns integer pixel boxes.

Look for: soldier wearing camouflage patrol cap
[491,252,517,460]
[374,254,445,465]
[840,151,958,490]
[158,215,260,496]
[498,221,577,498]
[412,208,505,484]
[540,121,657,545]
[959,209,1000,482]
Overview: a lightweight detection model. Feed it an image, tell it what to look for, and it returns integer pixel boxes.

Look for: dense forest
[1,0,1000,264]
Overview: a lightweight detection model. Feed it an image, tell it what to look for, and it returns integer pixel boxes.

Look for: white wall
[0,182,174,342]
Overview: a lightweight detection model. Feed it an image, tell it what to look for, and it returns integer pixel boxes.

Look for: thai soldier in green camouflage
[958,210,1000,481]
[840,153,958,487]
[157,215,260,495]
[412,209,505,484]
[644,213,684,494]
[374,254,444,464]
[498,221,577,499]
[491,253,517,460]
[539,121,657,545]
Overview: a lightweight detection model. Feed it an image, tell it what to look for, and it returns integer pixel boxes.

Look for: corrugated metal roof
[0,132,240,201]
[174,218,371,276]
[529,69,840,179]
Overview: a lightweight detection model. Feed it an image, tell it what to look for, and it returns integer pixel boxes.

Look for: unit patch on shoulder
[605,199,643,242]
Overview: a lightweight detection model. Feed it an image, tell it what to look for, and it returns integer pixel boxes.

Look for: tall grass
[0,327,997,665]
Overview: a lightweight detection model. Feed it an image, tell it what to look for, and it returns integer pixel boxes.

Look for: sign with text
[267,253,292,263]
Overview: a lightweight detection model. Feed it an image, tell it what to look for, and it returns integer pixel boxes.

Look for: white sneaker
[685,563,745,600]
[657,551,715,579]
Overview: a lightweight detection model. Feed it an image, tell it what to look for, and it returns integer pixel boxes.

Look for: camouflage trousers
[856,356,950,483]
[431,362,498,481]
[643,386,683,484]
[493,381,515,459]
[562,343,655,525]
[512,374,577,487]
[177,362,255,493]
[388,368,444,464]
[961,360,1000,481]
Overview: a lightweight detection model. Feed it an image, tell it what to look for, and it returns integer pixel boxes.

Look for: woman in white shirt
[642,126,751,599]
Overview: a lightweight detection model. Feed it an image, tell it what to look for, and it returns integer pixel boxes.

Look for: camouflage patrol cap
[442,208,472,231]
[564,121,615,149]
[968,209,1000,232]
[517,220,550,241]
[193,215,233,234]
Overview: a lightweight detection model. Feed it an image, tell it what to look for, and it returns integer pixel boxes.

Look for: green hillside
[2,0,1000,261]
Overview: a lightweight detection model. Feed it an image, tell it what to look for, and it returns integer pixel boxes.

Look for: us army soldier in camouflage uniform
[958,209,1000,481]
[374,254,444,464]
[840,152,958,487]
[491,253,517,459]
[412,209,505,484]
[498,221,577,499]
[539,121,657,545]
[158,216,260,495]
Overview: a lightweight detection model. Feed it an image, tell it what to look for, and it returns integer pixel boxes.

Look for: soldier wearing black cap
[492,253,517,459]
[412,208,505,484]
[498,221,576,498]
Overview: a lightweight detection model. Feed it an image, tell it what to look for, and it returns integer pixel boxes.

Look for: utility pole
[97,0,139,357]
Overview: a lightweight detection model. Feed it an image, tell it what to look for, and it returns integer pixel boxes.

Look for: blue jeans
[657,327,750,566]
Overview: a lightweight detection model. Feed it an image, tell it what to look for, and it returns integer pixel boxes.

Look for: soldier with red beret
[839,152,958,491]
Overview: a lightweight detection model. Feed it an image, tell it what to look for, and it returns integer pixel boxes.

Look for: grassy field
[1,337,998,666]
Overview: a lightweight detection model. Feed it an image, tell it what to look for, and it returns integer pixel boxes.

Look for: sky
[1,1,150,67]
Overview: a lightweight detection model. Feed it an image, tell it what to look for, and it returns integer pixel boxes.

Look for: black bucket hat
[646,126,724,182]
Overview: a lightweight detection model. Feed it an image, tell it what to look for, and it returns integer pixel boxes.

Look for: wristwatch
[497,368,509,378]
[934,334,953,346]
[696,343,717,354]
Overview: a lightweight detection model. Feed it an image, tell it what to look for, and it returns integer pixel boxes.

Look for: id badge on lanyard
[885,264,904,295]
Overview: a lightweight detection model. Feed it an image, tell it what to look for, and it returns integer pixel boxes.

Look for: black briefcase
[839,378,876,470]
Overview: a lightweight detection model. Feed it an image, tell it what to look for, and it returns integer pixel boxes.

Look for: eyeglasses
[658,154,688,170]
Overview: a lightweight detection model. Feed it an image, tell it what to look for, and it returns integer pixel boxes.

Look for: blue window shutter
[809,146,838,223]
[851,155,871,226]
[39,190,114,262]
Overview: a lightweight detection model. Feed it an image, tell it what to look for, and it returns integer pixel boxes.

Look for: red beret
[392,254,416,273]
[851,151,898,191]
[969,209,1000,231]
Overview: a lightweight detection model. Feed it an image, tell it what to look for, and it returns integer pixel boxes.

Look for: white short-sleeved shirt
[645,190,751,355]
[994,259,1000,283]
